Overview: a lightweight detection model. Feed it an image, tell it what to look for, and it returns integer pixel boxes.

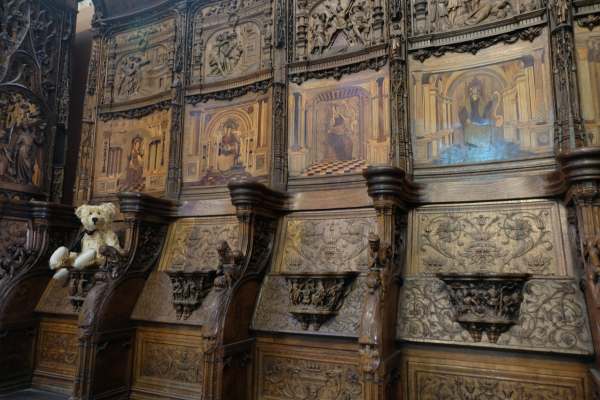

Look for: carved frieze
[409,201,568,276]
[191,0,273,87]
[294,0,385,61]
[397,277,593,354]
[411,0,544,37]
[159,217,239,271]
[260,355,362,399]
[103,18,175,105]
[415,370,580,399]
[252,275,365,337]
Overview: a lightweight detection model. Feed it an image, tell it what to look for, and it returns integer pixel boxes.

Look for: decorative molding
[285,272,358,330]
[289,55,388,84]
[410,26,543,62]
[185,79,271,104]
[438,273,530,343]
[97,99,171,121]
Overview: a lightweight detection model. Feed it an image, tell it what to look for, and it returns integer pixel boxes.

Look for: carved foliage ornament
[0,219,31,282]
[438,273,530,343]
[286,272,358,330]
[262,355,362,399]
[417,210,556,274]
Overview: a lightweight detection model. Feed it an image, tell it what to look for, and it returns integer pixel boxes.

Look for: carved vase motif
[166,270,216,319]
[285,272,358,330]
[437,273,530,343]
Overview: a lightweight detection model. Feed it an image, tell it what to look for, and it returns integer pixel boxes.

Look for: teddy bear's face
[76,203,117,232]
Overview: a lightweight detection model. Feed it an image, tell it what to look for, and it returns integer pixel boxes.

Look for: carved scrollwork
[411,26,543,61]
[286,272,358,330]
[438,273,530,343]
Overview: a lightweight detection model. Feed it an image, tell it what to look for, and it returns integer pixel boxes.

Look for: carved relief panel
[293,0,386,61]
[92,110,171,197]
[132,327,203,399]
[191,0,273,87]
[408,200,571,276]
[0,218,30,283]
[575,23,600,145]
[34,320,78,383]
[0,0,74,198]
[158,217,239,271]
[183,91,271,187]
[410,0,544,37]
[288,69,390,177]
[275,211,376,273]
[103,18,175,105]
[411,32,554,168]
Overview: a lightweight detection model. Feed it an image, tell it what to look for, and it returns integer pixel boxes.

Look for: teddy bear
[49,202,123,283]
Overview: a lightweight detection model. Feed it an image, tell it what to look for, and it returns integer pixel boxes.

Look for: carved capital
[363,166,419,211]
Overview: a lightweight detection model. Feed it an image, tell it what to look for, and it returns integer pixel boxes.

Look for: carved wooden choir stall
[1,0,600,399]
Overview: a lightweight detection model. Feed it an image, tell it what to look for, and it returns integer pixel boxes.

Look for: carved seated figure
[49,203,123,283]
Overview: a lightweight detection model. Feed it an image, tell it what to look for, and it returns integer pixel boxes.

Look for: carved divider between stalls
[0,201,79,393]
[69,192,176,400]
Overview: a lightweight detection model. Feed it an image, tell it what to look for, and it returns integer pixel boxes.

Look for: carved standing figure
[119,135,145,191]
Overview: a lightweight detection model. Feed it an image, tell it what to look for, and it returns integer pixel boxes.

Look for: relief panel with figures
[104,18,175,105]
[412,0,544,36]
[158,217,239,271]
[408,200,570,276]
[294,0,385,61]
[288,69,390,177]
[575,23,600,146]
[93,110,170,196]
[411,32,554,167]
[0,91,47,189]
[275,212,376,273]
[183,91,271,186]
[191,0,272,85]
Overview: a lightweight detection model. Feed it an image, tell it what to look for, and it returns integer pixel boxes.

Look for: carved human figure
[116,54,150,97]
[208,30,243,77]
[119,135,145,191]
[584,237,600,304]
[458,78,500,148]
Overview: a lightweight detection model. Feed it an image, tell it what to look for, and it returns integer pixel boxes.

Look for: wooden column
[557,147,600,395]
[360,166,419,399]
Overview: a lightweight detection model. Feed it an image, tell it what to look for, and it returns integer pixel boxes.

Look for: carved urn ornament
[437,273,531,343]
[286,272,358,331]
[166,270,216,320]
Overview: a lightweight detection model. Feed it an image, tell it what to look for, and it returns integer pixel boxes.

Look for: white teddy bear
[50,202,123,283]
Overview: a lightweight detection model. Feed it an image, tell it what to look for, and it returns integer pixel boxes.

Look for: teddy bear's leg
[52,268,70,284]
[74,249,97,269]
[50,247,70,270]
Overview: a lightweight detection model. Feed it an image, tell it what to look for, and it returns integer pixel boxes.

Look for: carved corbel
[557,147,600,391]
[71,192,175,400]
[201,179,287,400]
[360,166,419,398]
[0,200,78,392]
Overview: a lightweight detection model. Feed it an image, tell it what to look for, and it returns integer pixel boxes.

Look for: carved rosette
[438,273,530,343]
[166,270,216,319]
[285,272,358,330]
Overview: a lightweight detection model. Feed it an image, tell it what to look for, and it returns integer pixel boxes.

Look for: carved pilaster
[549,0,587,151]
[360,166,418,398]
[201,179,287,400]
[71,193,175,400]
[557,147,600,392]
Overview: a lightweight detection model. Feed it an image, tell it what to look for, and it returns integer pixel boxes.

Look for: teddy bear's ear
[75,205,86,219]
[101,202,117,218]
